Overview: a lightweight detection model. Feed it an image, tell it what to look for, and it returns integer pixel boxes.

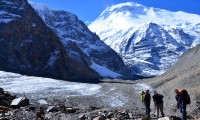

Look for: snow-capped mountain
[0,0,100,81]
[30,2,130,78]
[89,2,200,77]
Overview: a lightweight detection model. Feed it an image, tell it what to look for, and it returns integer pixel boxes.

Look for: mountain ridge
[89,2,200,77]
[30,2,131,79]
[0,0,101,81]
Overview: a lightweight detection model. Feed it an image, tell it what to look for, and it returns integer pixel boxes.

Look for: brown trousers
[156,103,165,118]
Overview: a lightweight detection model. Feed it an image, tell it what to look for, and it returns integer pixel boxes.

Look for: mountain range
[0,0,130,82]
[0,0,200,81]
[89,2,200,77]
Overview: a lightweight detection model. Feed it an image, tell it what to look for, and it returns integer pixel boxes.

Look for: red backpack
[180,89,191,105]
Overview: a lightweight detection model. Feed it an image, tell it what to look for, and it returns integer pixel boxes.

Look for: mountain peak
[100,2,145,17]
[89,2,200,77]
[106,2,144,11]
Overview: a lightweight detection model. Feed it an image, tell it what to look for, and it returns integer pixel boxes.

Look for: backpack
[140,92,145,102]
[180,89,191,105]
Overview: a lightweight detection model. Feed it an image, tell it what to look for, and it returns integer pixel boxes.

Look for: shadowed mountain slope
[0,0,100,81]
[145,45,200,114]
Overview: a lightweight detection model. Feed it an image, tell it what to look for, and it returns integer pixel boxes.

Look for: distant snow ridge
[89,2,200,77]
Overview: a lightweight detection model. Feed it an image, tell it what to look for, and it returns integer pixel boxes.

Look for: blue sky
[29,0,200,24]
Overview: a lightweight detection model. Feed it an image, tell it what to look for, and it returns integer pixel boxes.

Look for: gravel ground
[1,71,199,119]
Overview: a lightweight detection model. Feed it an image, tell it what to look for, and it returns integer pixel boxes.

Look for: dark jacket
[153,94,164,105]
[177,93,189,108]
[144,93,151,105]
[175,94,180,102]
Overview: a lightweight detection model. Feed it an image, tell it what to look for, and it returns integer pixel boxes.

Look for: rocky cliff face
[0,0,100,81]
[120,23,186,76]
[30,3,130,78]
[145,45,200,113]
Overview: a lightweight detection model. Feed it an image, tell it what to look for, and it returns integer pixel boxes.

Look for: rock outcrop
[0,0,100,81]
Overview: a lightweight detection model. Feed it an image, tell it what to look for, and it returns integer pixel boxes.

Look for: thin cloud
[85,21,91,25]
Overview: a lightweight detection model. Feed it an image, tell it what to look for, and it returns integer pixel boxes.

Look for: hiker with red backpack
[174,89,191,120]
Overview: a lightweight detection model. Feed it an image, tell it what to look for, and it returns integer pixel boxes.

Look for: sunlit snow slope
[89,2,200,77]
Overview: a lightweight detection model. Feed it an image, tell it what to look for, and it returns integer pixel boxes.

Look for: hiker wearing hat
[174,89,191,120]
[152,91,165,118]
[144,89,151,118]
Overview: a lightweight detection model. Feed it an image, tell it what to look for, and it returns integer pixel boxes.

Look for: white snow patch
[0,10,21,23]
[90,62,122,78]
[0,11,7,15]
[0,11,21,17]
[130,57,154,65]
[32,23,36,27]
[1,1,14,5]
[0,19,14,23]
[29,1,53,11]
[38,100,48,105]
[47,50,60,66]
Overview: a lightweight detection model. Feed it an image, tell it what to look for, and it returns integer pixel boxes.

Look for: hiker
[144,89,151,118]
[174,89,190,120]
[140,90,145,105]
[152,91,165,118]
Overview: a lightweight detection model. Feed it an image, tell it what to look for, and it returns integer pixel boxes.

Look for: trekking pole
[175,107,177,117]
[189,104,191,108]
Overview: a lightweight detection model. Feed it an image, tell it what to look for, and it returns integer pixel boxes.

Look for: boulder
[158,117,170,120]
[0,99,10,107]
[38,100,48,105]
[46,106,58,113]
[138,116,150,120]
[65,107,78,113]
[170,116,181,120]
[0,106,9,112]
[10,97,29,108]
[0,88,4,93]
[36,107,45,118]
[106,111,114,118]
[78,114,87,120]
[93,116,104,120]
[0,117,9,120]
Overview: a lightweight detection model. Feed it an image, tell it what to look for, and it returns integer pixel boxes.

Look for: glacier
[0,71,151,108]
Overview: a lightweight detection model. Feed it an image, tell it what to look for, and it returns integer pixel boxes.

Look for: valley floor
[0,71,199,119]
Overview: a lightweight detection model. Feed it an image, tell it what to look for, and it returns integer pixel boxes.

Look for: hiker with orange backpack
[174,89,191,120]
